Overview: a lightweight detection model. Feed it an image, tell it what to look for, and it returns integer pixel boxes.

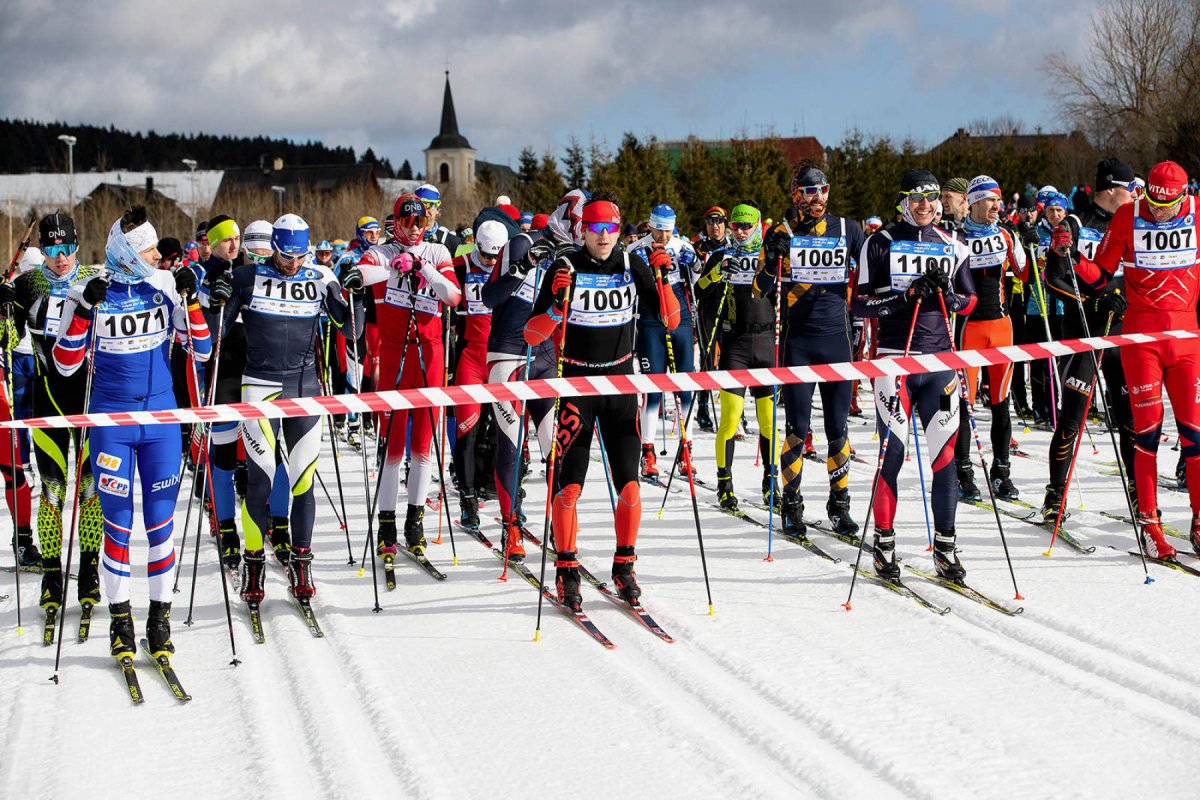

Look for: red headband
[582,201,620,225]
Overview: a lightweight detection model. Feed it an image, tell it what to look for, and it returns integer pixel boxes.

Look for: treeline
[0,118,399,175]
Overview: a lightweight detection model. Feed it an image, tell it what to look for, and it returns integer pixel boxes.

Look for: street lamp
[181,158,198,230]
[270,185,286,217]
[57,134,77,211]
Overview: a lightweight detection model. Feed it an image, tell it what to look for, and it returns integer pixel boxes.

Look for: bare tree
[1047,0,1200,171]
[966,115,1023,137]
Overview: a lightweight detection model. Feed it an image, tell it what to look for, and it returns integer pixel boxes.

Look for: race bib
[967,230,1007,270]
[888,240,954,291]
[1133,213,1197,270]
[513,270,538,304]
[384,280,440,316]
[723,252,759,285]
[787,236,848,284]
[250,269,323,317]
[96,305,170,354]
[567,271,635,328]
[1077,226,1103,261]
[42,292,67,337]
[464,271,489,316]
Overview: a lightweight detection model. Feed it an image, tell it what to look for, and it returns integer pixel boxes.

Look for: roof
[215,163,378,202]
[653,136,825,169]
[427,72,472,151]
[929,128,1084,154]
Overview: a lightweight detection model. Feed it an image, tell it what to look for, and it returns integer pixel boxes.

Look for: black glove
[340,264,363,293]
[208,271,233,305]
[527,238,553,265]
[904,274,937,305]
[553,243,578,261]
[174,267,197,297]
[763,230,789,269]
[0,281,15,308]
[1096,290,1127,320]
[924,262,951,292]
[80,276,110,310]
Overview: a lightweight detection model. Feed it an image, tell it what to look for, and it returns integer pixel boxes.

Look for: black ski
[498,519,607,586]
[1129,551,1200,577]
[382,553,397,590]
[850,566,950,615]
[1099,510,1187,542]
[294,597,323,637]
[776,529,841,563]
[247,602,265,644]
[42,606,58,646]
[115,654,144,705]
[902,565,1024,616]
[967,499,1095,554]
[400,547,446,581]
[643,473,683,494]
[495,549,615,649]
[139,638,191,702]
[802,517,864,548]
[77,603,94,643]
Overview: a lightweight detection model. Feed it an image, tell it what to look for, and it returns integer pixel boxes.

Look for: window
[440,162,450,183]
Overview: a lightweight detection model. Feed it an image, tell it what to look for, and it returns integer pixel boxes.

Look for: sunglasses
[730,221,757,232]
[43,243,78,258]
[706,217,727,225]
[904,190,940,203]
[799,184,830,197]
[395,215,426,228]
[586,222,620,235]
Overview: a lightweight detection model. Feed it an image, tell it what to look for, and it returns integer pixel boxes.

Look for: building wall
[424,147,476,194]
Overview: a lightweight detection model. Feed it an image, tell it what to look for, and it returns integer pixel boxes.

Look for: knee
[555,483,582,509]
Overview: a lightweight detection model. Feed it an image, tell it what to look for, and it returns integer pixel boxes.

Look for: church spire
[428,70,471,150]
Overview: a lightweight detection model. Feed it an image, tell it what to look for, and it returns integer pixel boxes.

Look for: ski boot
[269,516,291,566]
[956,459,981,502]
[146,600,174,655]
[612,545,641,604]
[826,488,859,536]
[736,413,749,441]
[376,510,398,558]
[761,470,780,510]
[39,559,63,610]
[932,530,966,582]
[346,425,361,450]
[218,520,240,571]
[872,528,900,581]
[240,550,267,603]
[108,600,136,658]
[287,546,316,598]
[403,504,427,554]
[717,467,738,511]
[781,491,805,537]
[502,521,526,563]
[803,431,816,459]
[1138,511,1177,560]
[555,552,582,611]
[990,459,1019,501]
[640,444,659,481]
[77,550,101,606]
[679,440,696,478]
[459,492,480,530]
[696,400,715,433]
[13,526,40,571]
[1190,513,1200,558]
[1040,485,1064,525]
[849,386,863,417]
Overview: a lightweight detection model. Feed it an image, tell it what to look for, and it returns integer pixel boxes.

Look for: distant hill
[0,118,397,176]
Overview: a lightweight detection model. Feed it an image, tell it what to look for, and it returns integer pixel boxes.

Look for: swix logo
[98,473,130,497]
[1065,376,1091,394]
[150,473,181,493]
[96,452,122,470]
[1194,377,1200,405]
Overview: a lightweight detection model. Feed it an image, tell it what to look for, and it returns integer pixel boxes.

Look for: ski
[139,638,192,702]
[776,529,841,563]
[802,517,864,548]
[382,554,397,591]
[902,565,1024,616]
[496,519,608,586]
[77,602,94,643]
[115,654,145,705]
[577,567,675,643]
[643,473,683,494]
[294,597,324,637]
[399,547,446,581]
[42,606,58,646]
[247,602,265,644]
[460,524,496,550]
[1098,510,1188,542]
[494,548,615,649]
[1129,551,1200,577]
[851,566,951,615]
[966,499,1095,554]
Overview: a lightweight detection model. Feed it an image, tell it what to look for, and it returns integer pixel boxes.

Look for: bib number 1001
[575,286,633,311]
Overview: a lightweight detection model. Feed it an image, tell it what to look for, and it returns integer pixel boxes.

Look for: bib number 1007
[889,241,954,290]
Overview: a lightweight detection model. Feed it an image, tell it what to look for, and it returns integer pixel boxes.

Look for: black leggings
[1048,348,1133,490]
[780,332,853,496]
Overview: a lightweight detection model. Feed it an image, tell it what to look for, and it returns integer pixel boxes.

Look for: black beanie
[157,237,182,262]
[1095,157,1135,191]
[39,212,77,247]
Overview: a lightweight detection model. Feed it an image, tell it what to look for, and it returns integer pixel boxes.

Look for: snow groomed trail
[3,394,1200,799]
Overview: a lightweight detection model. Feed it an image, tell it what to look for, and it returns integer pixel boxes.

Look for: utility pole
[57,134,77,211]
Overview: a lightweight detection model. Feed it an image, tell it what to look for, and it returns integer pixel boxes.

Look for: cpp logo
[98,473,130,497]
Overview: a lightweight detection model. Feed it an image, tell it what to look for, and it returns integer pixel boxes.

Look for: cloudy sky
[1,0,1097,171]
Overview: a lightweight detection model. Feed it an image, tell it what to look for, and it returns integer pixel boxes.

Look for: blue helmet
[272,214,310,257]
[415,183,441,205]
[649,204,676,232]
[316,239,332,252]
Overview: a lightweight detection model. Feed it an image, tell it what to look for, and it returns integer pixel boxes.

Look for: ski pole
[315,472,347,532]
[316,319,354,563]
[345,289,381,611]
[1028,245,1060,426]
[843,300,922,611]
[432,311,452,546]
[596,428,618,514]
[3,303,24,634]
[765,254,783,562]
[413,311,457,566]
[909,421,935,551]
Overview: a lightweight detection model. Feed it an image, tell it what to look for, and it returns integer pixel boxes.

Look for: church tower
[424,71,476,195]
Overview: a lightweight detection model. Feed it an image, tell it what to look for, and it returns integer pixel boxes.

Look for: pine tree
[562,136,588,190]
[674,137,724,235]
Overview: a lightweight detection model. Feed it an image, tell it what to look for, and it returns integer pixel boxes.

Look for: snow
[3,390,1200,799]
[0,171,223,215]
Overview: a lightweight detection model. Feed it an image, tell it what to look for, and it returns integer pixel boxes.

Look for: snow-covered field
[3,387,1199,799]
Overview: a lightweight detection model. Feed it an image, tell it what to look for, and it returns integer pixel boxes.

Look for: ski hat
[18,246,44,272]
[897,169,941,226]
[415,184,441,205]
[729,203,763,250]
[531,213,549,230]
[942,176,969,195]
[1095,157,1135,192]
[967,175,1003,206]
[790,165,828,202]
[705,206,727,221]
[496,195,512,205]
[475,220,507,257]
[497,203,521,221]
[243,219,273,263]
[648,203,676,231]
[546,189,590,246]
[1035,185,1060,206]
[1043,193,1068,209]
[206,215,239,245]
[195,220,209,242]
[519,212,534,226]
[865,216,882,229]
[272,214,310,257]
[316,239,333,253]
[39,212,77,247]
[1146,161,1189,206]
[105,206,159,284]
[157,237,182,263]
[1017,194,1037,211]
[581,199,620,225]
[392,194,427,245]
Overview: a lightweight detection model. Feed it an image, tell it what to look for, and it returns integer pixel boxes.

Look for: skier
[1065,160,1200,558]
[206,214,363,601]
[852,169,977,581]
[524,193,681,610]
[955,176,1028,501]
[415,184,464,255]
[626,204,698,480]
[696,202,779,510]
[8,213,104,612]
[356,194,461,560]
[53,205,211,659]
[758,165,866,538]
[691,207,729,433]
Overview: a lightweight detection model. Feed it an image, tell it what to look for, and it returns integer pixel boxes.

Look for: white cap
[18,246,44,272]
[496,195,512,206]
[475,220,508,256]
[243,219,273,252]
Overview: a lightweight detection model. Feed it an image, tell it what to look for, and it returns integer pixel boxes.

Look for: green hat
[730,203,761,225]
[942,177,969,195]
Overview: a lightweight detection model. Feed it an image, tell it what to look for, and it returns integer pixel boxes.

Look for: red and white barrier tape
[4,329,1196,429]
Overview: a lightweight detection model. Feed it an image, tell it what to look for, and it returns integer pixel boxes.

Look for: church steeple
[428,71,471,150]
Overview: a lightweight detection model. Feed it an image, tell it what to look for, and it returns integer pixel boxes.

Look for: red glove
[550,265,573,297]
[648,247,672,279]
[1051,225,1073,257]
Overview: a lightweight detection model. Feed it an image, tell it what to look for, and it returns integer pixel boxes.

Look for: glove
[1097,290,1127,319]
[904,274,936,305]
[648,248,672,282]
[390,252,417,274]
[208,271,232,305]
[550,264,573,298]
[527,238,553,266]
[764,230,789,268]
[924,261,951,292]
[553,243,578,260]
[1051,225,1073,257]
[0,281,14,307]
[1018,225,1040,248]
[80,276,110,310]
[174,267,197,297]
[340,264,363,293]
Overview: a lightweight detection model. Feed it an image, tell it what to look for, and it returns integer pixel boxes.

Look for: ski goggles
[1146,191,1185,208]
[585,222,620,235]
[730,221,757,232]
[903,190,940,203]
[43,243,78,258]
[797,184,829,197]
[394,215,425,229]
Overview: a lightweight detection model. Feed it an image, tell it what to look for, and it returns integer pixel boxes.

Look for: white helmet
[475,220,508,257]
